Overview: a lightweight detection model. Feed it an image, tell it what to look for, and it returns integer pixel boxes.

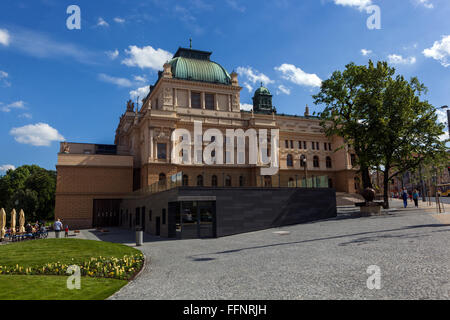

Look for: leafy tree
[314,60,447,208]
[0,165,56,221]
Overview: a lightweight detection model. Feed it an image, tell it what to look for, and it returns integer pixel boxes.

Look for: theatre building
[55,46,358,238]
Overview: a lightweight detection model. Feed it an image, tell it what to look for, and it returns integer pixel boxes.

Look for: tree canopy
[314,60,448,208]
[0,165,56,221]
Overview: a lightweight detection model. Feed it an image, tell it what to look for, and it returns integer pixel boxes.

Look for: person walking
[413,189,419,208]
[54,219,63,239]
[402,188,408,208]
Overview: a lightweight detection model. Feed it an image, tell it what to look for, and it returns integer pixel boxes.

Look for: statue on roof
[126,100,135,112]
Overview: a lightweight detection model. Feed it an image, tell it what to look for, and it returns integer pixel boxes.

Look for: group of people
[397,188,420,208]
[53,219,70,238]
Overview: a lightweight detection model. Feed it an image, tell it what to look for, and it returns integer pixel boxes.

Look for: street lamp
[301,155,308,187]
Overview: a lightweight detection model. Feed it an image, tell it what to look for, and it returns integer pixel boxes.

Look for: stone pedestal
[356,202,383,216]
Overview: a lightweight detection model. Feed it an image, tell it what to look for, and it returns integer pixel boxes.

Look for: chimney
[304,104,310,117]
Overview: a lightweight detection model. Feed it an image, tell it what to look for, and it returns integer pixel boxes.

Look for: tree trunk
[361,166,373,189]
[383,166,391,209]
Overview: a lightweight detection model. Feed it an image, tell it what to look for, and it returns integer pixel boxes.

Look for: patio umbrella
[19,209,25,233]
[10,209,16,235]
[0,208,5,240]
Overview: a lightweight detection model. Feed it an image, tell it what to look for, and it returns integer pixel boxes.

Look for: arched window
[287,154,293,167]
[211,175,218,187]
[182,175,189,186]
[159,173,166,185]
[197,175,204,187]
[225,175,232,187]
[313,156,320,168]
[300,155,306,167]
[239,176,244,187]
[326,157,332,168]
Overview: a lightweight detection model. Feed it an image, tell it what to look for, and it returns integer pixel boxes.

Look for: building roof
[254,85,271,96]
[168,47,231,85]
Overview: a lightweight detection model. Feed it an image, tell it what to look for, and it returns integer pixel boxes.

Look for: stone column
[215,93,219,110]
[149,129,154,160]
[201,92,205,109]
[174,88,177,109]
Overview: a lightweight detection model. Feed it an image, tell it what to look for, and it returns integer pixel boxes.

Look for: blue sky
[0,0,449,172]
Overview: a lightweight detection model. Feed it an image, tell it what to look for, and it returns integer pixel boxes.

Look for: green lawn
[0,275,127,300]
[0,239,139,268]
[0,239,142,300]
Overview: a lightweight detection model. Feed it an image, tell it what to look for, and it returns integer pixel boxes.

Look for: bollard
[136,227,143,246]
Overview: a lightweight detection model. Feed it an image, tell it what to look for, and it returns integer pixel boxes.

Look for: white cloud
[236,66,274,86]
[240,103,253,111]
[423,35,450,67]
[387,54,417,65]
[98,73,133,87]
[114,17,126,24]
[361,49,372,56]
[436,109,448,125]
[0,28,10,46]
[0,70,11,87]
[106,49,119,60]
[1,100,26,112]
[243,82,253,93]
[133,75,147,83]
[19,113,32,119]
[122,45,173,70]
[5,27,97,64]
[97,17,109,27]
[415,0,434,9]
[0,164,15,172]
[275,64,322,88]
[333,0,372,11]
[130,86,150,100]
[227,0,246,12]
[277,85,291,95]
[10,123,64,147]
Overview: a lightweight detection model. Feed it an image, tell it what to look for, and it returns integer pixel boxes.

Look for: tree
[372,75,447,207]
[314,61,394,189]
[314,60,447,208]
[0,165,57,221]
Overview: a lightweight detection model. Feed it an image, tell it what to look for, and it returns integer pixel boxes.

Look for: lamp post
[301,155,308,187]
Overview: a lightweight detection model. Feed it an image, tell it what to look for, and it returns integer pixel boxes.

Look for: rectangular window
[316,142,320,150]
[285,140,289,148]
[329,143,332,151]
[298,141,302,149]
[135,208,140,226]
[304,141,307,149]
[312,142,315,150]
[157,143,167,160]
[290,140,294,149]
[149,210,152,221]
[205,94,215,110]
[162,208,166,225]
[191,92,201,109]
[324,143,327,151]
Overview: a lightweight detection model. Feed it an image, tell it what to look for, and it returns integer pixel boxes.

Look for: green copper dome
[254,85,271,95]
[168,48,231,85]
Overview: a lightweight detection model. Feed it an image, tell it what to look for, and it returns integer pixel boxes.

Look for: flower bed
[0,253,144,280]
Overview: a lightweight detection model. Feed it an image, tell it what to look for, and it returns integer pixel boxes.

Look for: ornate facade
[55,46,358,229]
